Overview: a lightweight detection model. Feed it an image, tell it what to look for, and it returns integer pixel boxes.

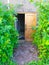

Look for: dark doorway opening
[17,14,25,40]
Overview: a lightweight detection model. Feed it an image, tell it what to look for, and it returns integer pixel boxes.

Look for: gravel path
[13,40,38,65]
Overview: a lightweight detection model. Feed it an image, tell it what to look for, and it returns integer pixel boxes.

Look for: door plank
[25,13,36,41]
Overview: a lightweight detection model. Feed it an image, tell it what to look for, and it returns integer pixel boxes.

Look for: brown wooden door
[25,13,36,41]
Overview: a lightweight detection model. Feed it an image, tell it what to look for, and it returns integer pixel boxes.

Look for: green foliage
[0,2,18,65]
[24,0,49,65]
[31,1,49,59]
[26,0,49,65]
[29,0,34,2]
[26,58,49,65]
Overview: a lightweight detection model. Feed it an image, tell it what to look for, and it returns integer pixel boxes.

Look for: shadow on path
[13,40,38,65]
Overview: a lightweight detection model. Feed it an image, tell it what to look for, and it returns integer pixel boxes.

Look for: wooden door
[25,13,36,41]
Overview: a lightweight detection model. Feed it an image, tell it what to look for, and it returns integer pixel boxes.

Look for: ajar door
[25,13,37,41]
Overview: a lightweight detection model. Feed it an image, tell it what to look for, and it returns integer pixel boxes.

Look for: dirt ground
[13,40,38,65]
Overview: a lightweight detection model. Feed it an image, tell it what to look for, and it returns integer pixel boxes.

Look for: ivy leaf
[0,17,2,24]
[29,0,34,2]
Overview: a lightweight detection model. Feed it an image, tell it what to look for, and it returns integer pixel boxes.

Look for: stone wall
[16,0,36,12]
[1,0,36,12]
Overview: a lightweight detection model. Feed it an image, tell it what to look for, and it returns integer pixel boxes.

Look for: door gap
[17,14,25,40]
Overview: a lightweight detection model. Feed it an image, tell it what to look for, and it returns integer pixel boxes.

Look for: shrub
[25,0,49,65]
[26,58,49,65]
[31,0,49,59]
[0,2,18,65]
